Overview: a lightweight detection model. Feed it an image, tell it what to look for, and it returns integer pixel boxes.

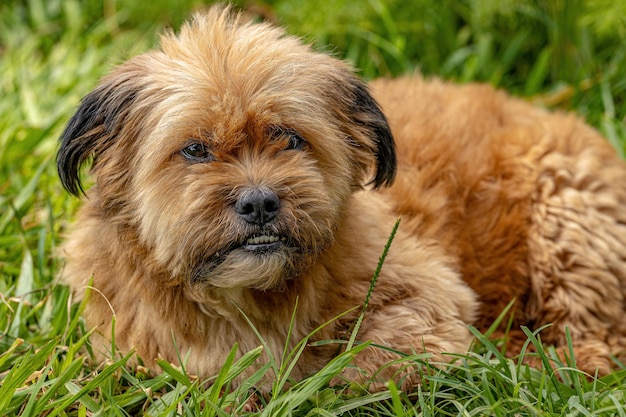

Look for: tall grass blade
[346,218,400,351]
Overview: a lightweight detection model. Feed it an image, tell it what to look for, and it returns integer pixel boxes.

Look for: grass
[1,0,626,415]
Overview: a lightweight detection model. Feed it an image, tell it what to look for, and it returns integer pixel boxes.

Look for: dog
[57,5,626,390]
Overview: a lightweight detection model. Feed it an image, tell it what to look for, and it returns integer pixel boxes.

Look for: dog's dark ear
[348,80,396,188]
[57,73,140,196]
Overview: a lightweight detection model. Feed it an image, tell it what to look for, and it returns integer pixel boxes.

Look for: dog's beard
[192,243,302,291]
[187,221,327,291]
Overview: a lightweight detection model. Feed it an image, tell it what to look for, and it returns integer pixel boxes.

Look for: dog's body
[376,78,626,373]
[58,6,626,388]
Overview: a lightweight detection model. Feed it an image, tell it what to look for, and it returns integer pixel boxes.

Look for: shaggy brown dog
[57,5,626,389]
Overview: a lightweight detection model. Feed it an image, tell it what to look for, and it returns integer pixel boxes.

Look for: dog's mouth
[242,234,287,252]
[209,232,293,260]
[191,232,297,286]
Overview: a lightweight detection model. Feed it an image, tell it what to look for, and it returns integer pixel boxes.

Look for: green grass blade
[347,218,400,351]
[525,47,553,95]
[205,344,239,416]
[44,351,134,417]
[0,156,49,233]
[0,340,57,414]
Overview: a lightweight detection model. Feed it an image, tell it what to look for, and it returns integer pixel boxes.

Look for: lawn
[1,0,626,415]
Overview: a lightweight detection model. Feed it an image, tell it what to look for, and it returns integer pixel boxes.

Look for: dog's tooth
[246,235,280,245]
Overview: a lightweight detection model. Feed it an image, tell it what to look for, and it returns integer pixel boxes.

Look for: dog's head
[57,5,396,291]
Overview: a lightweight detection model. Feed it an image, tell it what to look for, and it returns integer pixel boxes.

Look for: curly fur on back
[374,77,626,373]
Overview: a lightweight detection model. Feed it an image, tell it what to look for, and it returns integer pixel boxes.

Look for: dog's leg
[346,306,474,391]
[330,269,477,390]
[526,147,626,375]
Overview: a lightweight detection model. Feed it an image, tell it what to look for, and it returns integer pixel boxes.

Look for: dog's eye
[284,133,306,151]
[268,126,307,151]
[181,142,213,162]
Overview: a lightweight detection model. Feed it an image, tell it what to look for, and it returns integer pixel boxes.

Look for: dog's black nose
[235,187,280,226]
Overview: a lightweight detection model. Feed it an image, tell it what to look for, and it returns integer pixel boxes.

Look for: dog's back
[373,76,626,372]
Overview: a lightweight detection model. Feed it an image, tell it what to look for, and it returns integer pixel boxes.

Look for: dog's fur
[57,6,626,389]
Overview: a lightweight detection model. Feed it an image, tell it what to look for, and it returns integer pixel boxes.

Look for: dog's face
[57,6,395,292]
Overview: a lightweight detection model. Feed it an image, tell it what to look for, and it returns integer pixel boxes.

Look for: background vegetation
[1,0,625,415]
